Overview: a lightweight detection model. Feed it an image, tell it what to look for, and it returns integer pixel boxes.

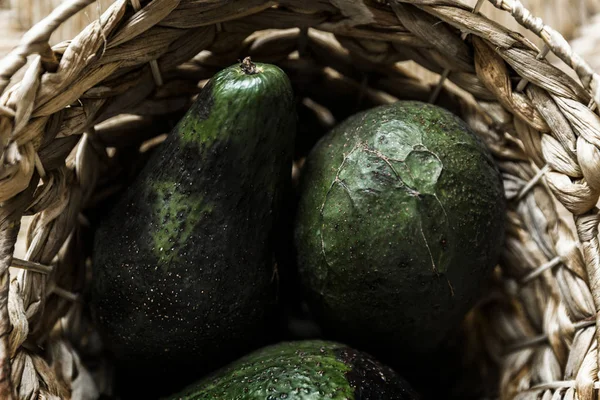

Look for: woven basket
[8,0,600,48]
[9,0,114,45]
[1,0,600,399]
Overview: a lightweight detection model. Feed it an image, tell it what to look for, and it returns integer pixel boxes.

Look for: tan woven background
[1,0,599,57]
[572,14,600,73]
[9,0,113,42]
[0,10,22,59]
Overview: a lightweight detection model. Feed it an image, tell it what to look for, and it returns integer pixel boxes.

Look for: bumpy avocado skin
[165,340,419,399]
[91,62,295,390]
[294,101,505,360]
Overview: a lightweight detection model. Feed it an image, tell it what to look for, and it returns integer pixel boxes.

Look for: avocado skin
[91,62,295,393]
[165,340,419,399]
[294,101,505,363]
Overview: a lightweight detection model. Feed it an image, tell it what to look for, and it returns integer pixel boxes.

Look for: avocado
[164,340,419,399]
[91,58,296,394]
[294,101,505,363]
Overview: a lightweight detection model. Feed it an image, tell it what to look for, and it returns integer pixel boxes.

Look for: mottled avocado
[164,340,419,399]
[294,101,505,361]
[91,59,296,393]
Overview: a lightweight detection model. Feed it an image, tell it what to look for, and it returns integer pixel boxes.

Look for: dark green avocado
[164,340,419,399]
[91,58,296,393]
[294,101,505,362]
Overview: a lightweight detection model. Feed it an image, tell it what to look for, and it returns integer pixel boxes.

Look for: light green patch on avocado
[403,150,443,195]
[176,62,292,149]
[165,341,355,400]
[192,354,353,399]
[319,141,448,273]
[151,181,212,266]
[371,120,444,195]
[373,120,422,159]
[176,95,220,146]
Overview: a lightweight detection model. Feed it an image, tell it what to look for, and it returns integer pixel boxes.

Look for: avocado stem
[240,56,259,75]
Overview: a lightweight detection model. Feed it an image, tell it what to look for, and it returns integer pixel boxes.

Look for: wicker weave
[9,0,114,46]
[8,0,600,46]
[1,0,600,399]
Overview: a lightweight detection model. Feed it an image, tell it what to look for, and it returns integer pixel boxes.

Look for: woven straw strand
[487,0,600,108]
[0,0,96,95]
[0,179,38,400]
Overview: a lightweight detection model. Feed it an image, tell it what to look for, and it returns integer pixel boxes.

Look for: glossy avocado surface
[91,60,296,394]
[165,340,419,399]
[294,101,505,362]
